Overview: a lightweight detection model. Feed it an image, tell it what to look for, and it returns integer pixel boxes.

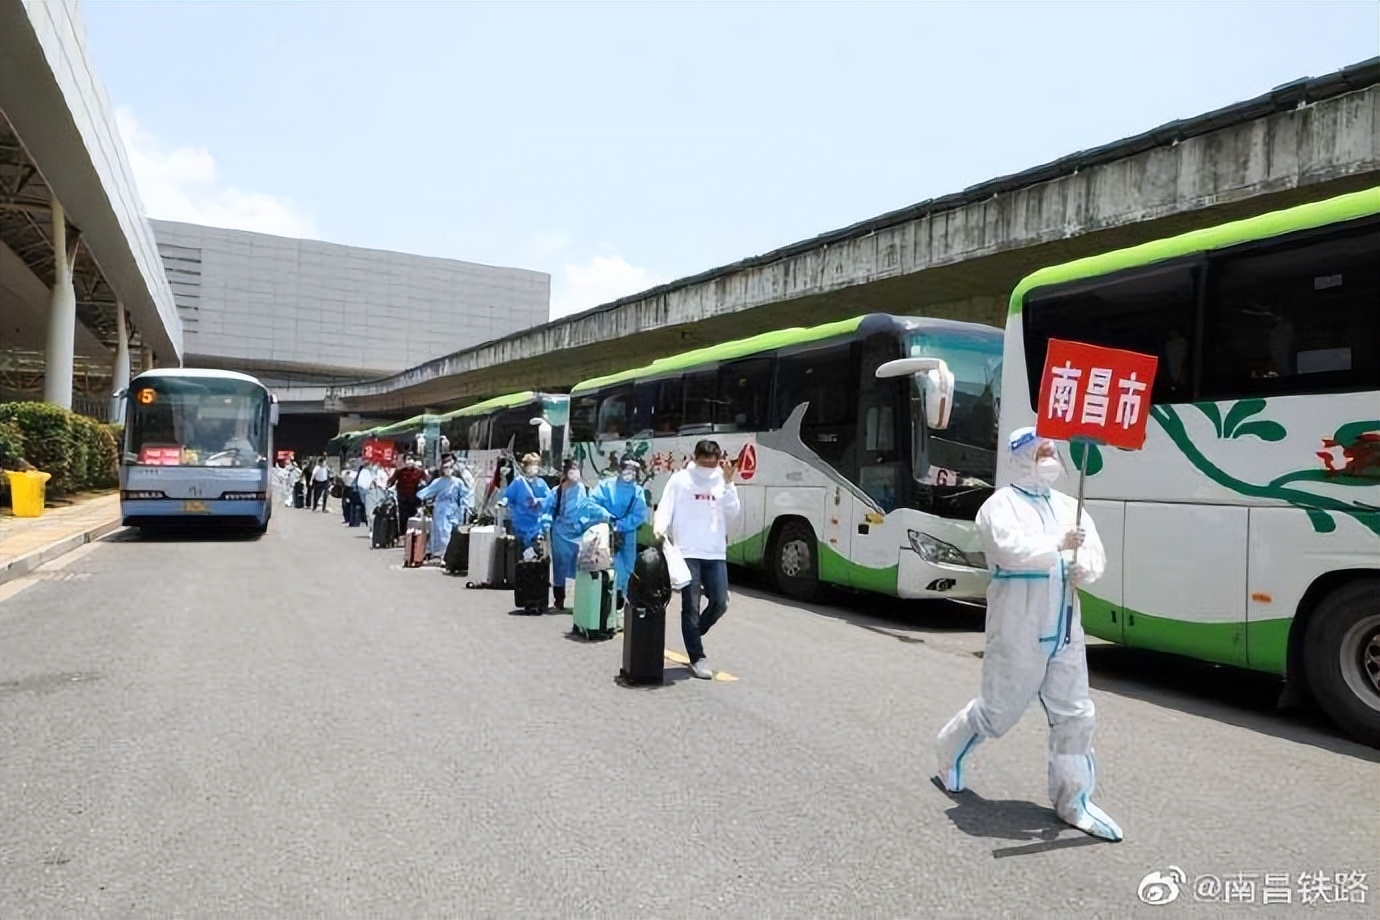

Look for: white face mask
[620,470,636,482]
[1036,457,1062,484]
[523,465,538,477]
[566,470,581,483]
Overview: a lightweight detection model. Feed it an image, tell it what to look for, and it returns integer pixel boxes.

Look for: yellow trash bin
[5,470,52,518]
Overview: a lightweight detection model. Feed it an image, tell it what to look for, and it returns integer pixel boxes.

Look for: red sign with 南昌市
[1036,339,1159,450]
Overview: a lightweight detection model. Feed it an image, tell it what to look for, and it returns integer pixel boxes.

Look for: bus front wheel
[770,520,818,602]
[1303,577,1380,748]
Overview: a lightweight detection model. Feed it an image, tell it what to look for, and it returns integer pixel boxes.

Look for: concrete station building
[1,0,549,458]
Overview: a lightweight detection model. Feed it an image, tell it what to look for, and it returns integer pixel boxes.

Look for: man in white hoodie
[653,439,741,679]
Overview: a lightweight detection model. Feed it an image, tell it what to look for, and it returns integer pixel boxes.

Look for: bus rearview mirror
[270,402,280,426]
[875,358,955,431]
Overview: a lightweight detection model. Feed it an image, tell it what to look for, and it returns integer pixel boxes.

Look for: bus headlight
[121,490,168,500]
[219,491,267,501]
[908,529,982,568]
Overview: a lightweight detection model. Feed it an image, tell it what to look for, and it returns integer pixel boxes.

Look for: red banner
[1036,339,1159,450]
[362,439,396,465]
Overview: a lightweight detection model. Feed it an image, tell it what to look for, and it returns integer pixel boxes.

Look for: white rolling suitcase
[465,525,497,588]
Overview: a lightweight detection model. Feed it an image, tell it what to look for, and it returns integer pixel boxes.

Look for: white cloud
[115,109,319,238]
[550,253,670,320]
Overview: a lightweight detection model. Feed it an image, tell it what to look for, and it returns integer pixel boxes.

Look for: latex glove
[1059,528,1085,552]
[1069,560,1096,586]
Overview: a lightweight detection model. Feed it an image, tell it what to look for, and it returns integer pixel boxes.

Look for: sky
[81,1,1379,321]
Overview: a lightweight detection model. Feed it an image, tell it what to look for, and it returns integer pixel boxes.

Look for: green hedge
[0,402,121,496]
[0,419,24,471]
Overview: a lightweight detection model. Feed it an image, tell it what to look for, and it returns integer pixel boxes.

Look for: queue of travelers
[276,442,739,681]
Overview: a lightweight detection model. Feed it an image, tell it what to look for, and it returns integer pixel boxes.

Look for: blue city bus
[118,368,279,532]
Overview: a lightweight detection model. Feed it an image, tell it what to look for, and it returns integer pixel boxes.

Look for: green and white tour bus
[439,390,570,511]
[1001,186,1379,746]
[568,313,1004,602]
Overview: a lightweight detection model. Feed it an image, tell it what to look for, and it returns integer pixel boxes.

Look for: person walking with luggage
[340,462,359,524]
[503,453,552,552]
[356,460,379,523]
[589,454,649,609]
[652,440,741,680]
[415,461,468,560]
[541,459,605,611]
[389,457,426,525]
[934,427,1122,842]
[310,458,332,512]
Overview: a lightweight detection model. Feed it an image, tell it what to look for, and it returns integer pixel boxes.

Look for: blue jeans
[681,558,729,663]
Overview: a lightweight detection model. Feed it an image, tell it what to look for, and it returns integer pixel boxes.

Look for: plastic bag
[661,540,692,590]
[578,523,612,572]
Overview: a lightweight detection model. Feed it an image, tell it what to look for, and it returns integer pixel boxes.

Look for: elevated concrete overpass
[0,0,183,412]
[326,57,1380,419]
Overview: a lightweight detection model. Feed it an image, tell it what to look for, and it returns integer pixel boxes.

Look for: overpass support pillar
[42,196,77,410]
[108,302,130,423]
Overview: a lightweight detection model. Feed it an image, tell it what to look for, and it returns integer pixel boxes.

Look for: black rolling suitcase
[514,550,550,613]
[443,524,470,575]
[488,534,518,591]
[293,481,305,508]
[621,542,673,685]
[371,504,397,549]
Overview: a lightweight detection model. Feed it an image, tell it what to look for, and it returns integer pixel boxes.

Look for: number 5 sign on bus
[1036,338,1159,535]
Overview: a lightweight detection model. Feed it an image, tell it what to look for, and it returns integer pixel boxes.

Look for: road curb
[0,516,122,586]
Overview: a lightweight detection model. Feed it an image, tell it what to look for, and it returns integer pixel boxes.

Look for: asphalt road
[2,506,1376,919]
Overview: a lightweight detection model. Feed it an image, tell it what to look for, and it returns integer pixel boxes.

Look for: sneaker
[689,659,713,680]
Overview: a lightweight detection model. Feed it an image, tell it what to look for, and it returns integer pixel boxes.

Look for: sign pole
[1072,437,1090,566]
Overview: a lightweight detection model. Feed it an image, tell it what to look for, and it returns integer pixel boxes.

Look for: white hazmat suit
[936,427,1123,842]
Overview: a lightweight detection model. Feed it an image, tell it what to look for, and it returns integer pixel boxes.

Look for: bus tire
[770,519,819,602]
[1303,577,1380,748]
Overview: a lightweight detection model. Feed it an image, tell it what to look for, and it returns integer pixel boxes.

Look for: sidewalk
[0,492,122,585]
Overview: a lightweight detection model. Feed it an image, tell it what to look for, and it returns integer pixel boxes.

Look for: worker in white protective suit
[935,426,1123,842]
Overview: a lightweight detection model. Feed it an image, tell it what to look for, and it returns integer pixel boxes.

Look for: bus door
[851,383,906,582]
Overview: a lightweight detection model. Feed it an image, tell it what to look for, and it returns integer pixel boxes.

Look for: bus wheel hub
[1341,613,1380,706]
[781,540,809,577]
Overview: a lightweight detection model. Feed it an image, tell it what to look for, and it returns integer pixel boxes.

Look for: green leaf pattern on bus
[1068,439,1103,477]
[1154,405,1380,538]
[1196,399,1285,442]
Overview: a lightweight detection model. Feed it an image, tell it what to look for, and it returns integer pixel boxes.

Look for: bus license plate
[183,500,209,513]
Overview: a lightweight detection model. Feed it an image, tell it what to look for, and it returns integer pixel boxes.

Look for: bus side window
[717,357,772,433]
[570,395,599,443]
[776,343,859,476]
[1023,264,1199,407]
[681,370,717,435]
[1203,226,1379,400]
[651,377,683,436]
[597,386,633,441]
[631,380,658,438]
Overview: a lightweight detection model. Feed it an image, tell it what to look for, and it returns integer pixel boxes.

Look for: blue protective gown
[541,483,607,588]
[416,474,469,558]
[504,476,552,547]
[589,476,649,592]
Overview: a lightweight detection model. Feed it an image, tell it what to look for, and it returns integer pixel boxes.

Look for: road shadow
[1085,645,1380,761]
[613,666,693,689]
[101,527,262,544]
[728,566,1377,757]
[930,778,1107,858]
[726,566,983,640]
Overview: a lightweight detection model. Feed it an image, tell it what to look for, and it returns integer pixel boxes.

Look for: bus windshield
[127,377,270,468]
[908,330,1002,487]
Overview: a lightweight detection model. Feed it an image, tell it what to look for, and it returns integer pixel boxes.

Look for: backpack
[627,540,674,610]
